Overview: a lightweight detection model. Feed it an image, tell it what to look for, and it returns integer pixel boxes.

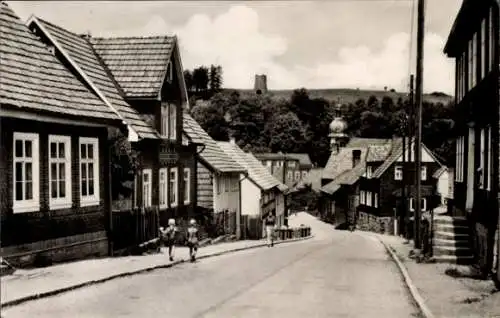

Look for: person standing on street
[186,219,199,262]
[264,212,276,247]
[160,218,178,261]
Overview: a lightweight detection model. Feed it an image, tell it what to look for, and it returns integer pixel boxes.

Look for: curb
[1,235,313,309]
[377,237,435,318]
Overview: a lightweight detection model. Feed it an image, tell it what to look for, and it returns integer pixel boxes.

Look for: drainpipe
[108,144,114,256]
[238,173,249,240]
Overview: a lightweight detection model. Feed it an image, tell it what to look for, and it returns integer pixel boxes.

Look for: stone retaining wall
[357,212,395,235]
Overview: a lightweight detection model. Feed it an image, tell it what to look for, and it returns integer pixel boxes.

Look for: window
[169,167,178,206]
[266,161,272,168]
[160,103,177,140]
[295,171,300,180]
[288,161,296,168]
[409,198,427,211]
[13,132,39,213]
[421,166,427,181]
[302,171,307,179]
[142,169,152,208]
[481,18,487,78]
[366,166,373,178]
[490,8,495,70]
[360,191,365,204]
[48,135,71,209]
[480,128,486,188]
[487,127,492,191]
[287,171,293,180]
[79,137,99,206]
[367,191,372,207]
[169,104,176,140]
[374,193,378,208]
[159,168,167,207]
[455,136,465,182]
[167,61,173,82]
[216,176,222,194]
[184,168,190,204]
[461,52,466,98]
[469,35,477,89]
[224,177,230,192]
[231,176,238,191]
[394,165,403,180]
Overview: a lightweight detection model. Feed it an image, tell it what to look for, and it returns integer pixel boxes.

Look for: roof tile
[0,3,119,122]
[34,17,157,139]
[90,36,175,98]
[183,113,245,173]
[218,142,287,191]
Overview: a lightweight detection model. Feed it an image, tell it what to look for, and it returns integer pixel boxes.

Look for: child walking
[160,218,178,261]
[186,219,199,262]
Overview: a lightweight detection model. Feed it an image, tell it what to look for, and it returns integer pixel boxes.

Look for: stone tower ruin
[254,74,268,95]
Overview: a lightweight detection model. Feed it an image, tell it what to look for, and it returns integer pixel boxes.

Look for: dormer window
[352,150,361,168]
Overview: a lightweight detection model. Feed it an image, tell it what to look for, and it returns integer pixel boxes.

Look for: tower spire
[328,99,348,154]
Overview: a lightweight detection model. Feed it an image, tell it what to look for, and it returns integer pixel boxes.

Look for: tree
[190,103,229,141]
[209,65,223,94]
[184,70,194,93]
[192,66,209,93]
[267,112,307,153]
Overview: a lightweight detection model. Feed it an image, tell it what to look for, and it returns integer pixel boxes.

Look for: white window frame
[480,128,486,189]
[487,127,492,191]
[287,171,293,180]
[161,104,168,138]
[481,18,487,78]
[409,198,414,211]
[288,161,296,168]
[394,165,403,180]
[302,171,307,179]
[421,166,427,181]
[167,61,173,82]
[409,198,427,212]
[48,135,72,210]
[169,104,177,140]
[360,190,365,204]
[79,137,99,207]
[490,8,495,70]
[159,168,168,208]
[374,193,378,208]
[13,132,39,213]
[367,191,372,207]
[184,168,190,204]
[456,136,465,182]
[169,167,178,207]
[366,166,373,178]
[216,175,222,194]
[142,169,152,208]
[295,171,300,180]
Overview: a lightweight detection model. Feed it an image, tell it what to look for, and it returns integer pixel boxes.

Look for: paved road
[3,229,421,318]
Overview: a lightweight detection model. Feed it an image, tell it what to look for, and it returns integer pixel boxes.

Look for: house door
[465,127,475,212]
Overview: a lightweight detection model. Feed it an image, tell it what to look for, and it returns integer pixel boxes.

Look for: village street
[2,219,420,318]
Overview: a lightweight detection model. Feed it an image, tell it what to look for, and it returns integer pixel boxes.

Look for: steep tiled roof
[321,161,366,195]
[433,166,447,179]
[32,17,158,139]
[183,114,245,173]
[323,138,390,180]
[284,153,312,167]
[0,3,119,122]
[90,36,175,98]
[371,137,444,179]
[253,153,300,163]
[218,141,286,191]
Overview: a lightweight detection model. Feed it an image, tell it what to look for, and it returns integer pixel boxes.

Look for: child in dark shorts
[160,218,177,261]
[186,219,199,262]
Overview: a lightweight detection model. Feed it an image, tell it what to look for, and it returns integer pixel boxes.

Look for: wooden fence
[111,206,160,253]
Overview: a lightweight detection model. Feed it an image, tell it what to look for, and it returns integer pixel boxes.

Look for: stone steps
[431,216,474,265]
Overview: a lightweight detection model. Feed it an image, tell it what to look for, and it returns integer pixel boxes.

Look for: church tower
[328,101,349,154]
[254,74,268,95]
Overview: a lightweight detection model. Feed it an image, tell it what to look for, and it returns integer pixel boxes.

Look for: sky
[9,1,462,95]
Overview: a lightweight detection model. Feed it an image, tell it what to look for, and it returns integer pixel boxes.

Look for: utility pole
[414,0,425,250]
[405,74,414,242]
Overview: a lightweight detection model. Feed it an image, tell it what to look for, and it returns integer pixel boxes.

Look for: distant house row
[0,2,288,267]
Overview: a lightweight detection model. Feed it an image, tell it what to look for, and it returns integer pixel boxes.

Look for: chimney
[352,150,361,168]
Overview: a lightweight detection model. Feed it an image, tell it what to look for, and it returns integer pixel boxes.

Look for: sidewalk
[377,234,500,318]
[1,236,311,308]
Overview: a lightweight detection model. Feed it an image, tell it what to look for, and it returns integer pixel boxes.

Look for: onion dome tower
[328,101,349,154]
